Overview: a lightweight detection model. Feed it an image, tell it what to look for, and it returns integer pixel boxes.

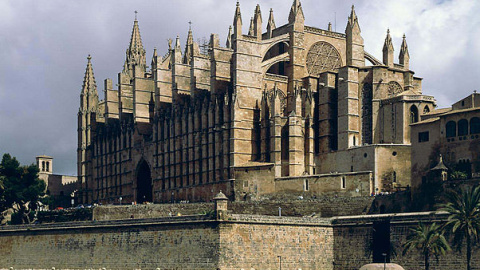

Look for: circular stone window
[387,81,403,97]
[392,151,397,156]
[306,41,342,77]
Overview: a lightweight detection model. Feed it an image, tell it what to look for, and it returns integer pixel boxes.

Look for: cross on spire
[188,21,192,30]
[135,10,138,21]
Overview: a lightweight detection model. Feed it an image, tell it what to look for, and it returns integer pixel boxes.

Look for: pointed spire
[268,8,276,29]
[81,55,98,110]
[233,1,242,38]
[383,29,394,51]
[399,33,410,70]
[345,4,363,66]
[124,15,146,75]
[184,27,194,64]
[253,4,262,40]
[175,35,181,49]
[82,55,97,95]
[173,35,182,64]
[346,5,361,34]
[248,17,254,36]
[383,29,394,67]
[288,0,304,24]
[348,5,358,27]
[226,26,233,48]
[400,34,408,53]
[267,8,276,38]
[151,47,158,69]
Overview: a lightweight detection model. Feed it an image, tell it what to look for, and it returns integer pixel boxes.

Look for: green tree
[403,222,450,270]
[0,153,46,224]
[0,174,6,223]
[439,186,480,270]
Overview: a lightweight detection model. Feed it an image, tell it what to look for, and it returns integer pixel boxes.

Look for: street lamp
[70,192,75,208]
[119,196,122,205]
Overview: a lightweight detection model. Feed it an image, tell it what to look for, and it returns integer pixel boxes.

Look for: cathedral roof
[410,117,439,126]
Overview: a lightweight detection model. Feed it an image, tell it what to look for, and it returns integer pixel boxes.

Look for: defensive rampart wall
[2,205,480,270]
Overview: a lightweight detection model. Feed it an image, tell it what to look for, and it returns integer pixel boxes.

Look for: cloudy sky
[0,0,479,175]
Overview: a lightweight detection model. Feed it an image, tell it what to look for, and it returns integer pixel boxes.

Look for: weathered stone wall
[219,215,335,270]
[332,212,480,270]
[233,163,275,200]
[93,203,214,221]
[0,216,220,270]
[92,196,375,221]
[275,171,372,197]
[2,212,480,270]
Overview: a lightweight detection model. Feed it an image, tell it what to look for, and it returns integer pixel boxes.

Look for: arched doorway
[136,160,152,203]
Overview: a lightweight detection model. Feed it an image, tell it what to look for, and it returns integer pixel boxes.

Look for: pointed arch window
[410,105,419,123]
[423,105,430,114]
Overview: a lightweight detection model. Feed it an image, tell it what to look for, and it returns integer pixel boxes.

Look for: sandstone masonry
[77,1,435,205]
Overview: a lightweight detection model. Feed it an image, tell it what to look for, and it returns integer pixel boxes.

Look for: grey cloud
[0,0,478,175]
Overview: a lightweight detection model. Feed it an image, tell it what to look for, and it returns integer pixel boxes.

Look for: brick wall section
[93,196,375,220]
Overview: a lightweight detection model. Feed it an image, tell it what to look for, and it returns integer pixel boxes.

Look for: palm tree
[439,185,480,270]
[403,222,450,270]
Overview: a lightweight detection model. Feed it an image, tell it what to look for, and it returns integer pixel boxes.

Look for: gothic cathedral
[78,1,435,204]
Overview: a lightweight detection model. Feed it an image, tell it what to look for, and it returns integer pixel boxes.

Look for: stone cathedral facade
[78,1,436,204]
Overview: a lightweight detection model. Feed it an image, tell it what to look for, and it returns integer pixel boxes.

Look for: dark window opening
[253,106,261,161]
[446,121,456,138]
[458,119,468,136]
[410,105,419,123]
[418,131,429,142]
[266,61,288,76]
[262,42,289,62]
[372,221,391,263]
[362,83,373,144]
[470,117,480,134]
[281,124,289,177]
[423,105,430,114]
[136,160,152,203]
